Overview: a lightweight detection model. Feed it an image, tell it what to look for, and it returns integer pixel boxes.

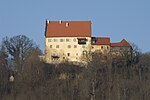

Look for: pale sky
[0,0,150,53]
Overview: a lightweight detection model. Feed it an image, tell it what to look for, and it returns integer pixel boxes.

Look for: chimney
[59,20,62,24]
[46,20,50,24]
[66,23,69,27]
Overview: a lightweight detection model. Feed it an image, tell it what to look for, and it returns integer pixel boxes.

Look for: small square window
[66,39,70,42]
[56,45,59,48]
[48,39,52,42]
[83,51,87,55]
[76,53,78,56]
[74,45,77,48]
[67,53,70,56]
[73,39,76,42]
[82,45,86,48]
[60,39,64,42]
[50,45,52,48]
[54,39,57,42]
[68,45,71,48]
[107,46,109,49]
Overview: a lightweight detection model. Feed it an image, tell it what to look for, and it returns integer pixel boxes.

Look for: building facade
[44,20,132,63]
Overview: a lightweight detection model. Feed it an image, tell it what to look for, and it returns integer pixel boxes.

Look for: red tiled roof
[110,43,122,46]
[111,39,131,47]
[45,20,91,37]
[93,37,110,45]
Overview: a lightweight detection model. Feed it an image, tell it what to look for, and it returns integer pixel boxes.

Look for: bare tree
[130,42,141,64]
[1,35,41,71]
[0,50,7,68]
[0,48,8,99]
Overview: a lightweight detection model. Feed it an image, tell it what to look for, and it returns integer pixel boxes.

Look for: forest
[0,35,150,100]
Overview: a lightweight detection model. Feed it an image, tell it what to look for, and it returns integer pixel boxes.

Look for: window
[91,37,97,44]
[101,46,103,49]
[51,53,59,60]
[66,39,70,42]
[92,40,96,44]
[60,39,64,42]
[78,38,87,44]
[83,51,87,55]
[74,45,77,48]
[56,45,59,48]
[73,39,76,42]
[76,53,78,56]
[68,45,71,48]
[107,46,109,49]
[54,39,57,42]
[82,45,86,48]
[67,53,70,56]
[50,45,52,48]
[48,39,52,42]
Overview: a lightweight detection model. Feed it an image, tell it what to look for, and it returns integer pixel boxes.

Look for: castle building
[44,20,131,63]
[110,39,132,57]
[91,37,111,53]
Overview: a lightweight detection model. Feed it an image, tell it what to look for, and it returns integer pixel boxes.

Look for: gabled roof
[92,37,110,45]
[45,20,91,37]
[111,39,131,47]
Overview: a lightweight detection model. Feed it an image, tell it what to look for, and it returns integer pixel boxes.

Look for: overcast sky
[0,0,150,53]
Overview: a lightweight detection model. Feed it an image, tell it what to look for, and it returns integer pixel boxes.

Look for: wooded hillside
[0,35,150,100]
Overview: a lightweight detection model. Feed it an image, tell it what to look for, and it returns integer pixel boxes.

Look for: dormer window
[91,37,97,44]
